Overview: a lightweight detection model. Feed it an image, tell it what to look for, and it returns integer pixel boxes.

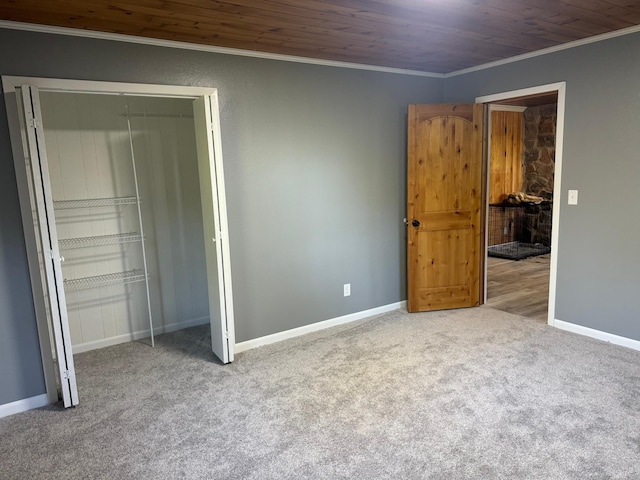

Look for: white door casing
[476,82,566,326]
[3,77,236,407]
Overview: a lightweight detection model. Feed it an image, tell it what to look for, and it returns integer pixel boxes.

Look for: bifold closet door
[20,85,79,407]
[193,95,235,364]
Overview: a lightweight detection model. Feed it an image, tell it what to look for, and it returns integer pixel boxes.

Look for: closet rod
[120,112,194,119]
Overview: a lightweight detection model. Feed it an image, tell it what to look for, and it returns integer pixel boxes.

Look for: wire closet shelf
[53,196,138,209]
[63,269,147,291]
[58,232,142,249]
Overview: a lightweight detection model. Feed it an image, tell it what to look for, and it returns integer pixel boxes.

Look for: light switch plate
[568,190,578,205]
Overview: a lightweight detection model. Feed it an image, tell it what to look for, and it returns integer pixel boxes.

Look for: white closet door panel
[194,95,232,364]
[21,85,78,407]
[65,291,84,346]
[17,93,59,360]
[207,93,235,361]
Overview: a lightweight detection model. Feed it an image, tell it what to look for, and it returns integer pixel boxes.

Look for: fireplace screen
[488,202,552,260]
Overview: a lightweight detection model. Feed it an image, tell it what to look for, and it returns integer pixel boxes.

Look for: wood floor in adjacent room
[486,254,550,322]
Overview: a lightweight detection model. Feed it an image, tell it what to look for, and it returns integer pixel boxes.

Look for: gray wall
[445,32,640,341]
[0,28,443,405]
[0,99,45,405]
[8,25,639,409]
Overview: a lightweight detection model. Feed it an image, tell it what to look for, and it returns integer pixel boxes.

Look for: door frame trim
[2,75,235,405]
[475,82,566,326]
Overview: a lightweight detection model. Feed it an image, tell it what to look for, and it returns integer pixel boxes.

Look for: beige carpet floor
[1,306,639,479]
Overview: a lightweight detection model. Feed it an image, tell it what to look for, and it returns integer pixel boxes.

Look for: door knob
[412,219,420,227]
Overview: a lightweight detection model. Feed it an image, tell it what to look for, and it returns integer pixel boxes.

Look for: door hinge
[223,331,230,339]
[62,370,70,380]
[28,116,40,129]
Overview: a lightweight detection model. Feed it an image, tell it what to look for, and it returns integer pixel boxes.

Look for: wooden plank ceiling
[2,0,640,73]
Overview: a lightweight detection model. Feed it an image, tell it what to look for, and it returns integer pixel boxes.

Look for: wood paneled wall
[489,110,524,204]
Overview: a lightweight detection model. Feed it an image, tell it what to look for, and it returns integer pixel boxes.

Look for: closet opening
[3,77,234,408]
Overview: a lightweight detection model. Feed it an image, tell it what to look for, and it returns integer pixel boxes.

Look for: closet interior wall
[38,92,209,352]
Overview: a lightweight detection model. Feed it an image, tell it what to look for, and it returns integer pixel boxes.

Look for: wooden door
[407,104,484,312]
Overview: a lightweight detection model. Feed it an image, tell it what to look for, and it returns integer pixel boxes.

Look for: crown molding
[0,20,443,79]
[4,18,639,80]
[446,24,640,78]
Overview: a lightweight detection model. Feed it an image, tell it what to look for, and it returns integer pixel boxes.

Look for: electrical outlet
[568,190,578,205]
[343,283,351,297]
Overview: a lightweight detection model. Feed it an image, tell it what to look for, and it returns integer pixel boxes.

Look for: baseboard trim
[0,393,49,418]
[554,319,640,352]
[235,301,407,354]
[72,316,210,354]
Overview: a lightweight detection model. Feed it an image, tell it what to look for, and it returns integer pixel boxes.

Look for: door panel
[20,85,79,407]
[193,95,234,364]
[420,229,470,288]
[407,104,484,312]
